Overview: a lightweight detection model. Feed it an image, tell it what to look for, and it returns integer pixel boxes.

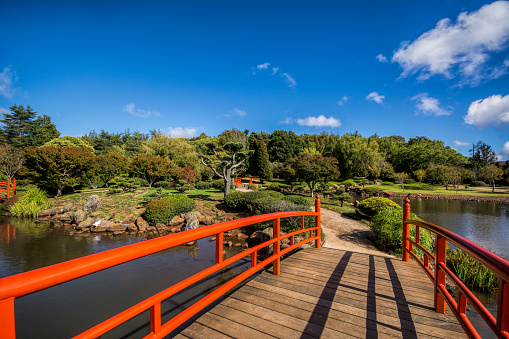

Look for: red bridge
[0,196,507,338]
[0,178,16,200]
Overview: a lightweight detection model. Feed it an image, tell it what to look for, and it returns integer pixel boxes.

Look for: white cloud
[282,73,297,88]
[337,96,350,106]
[272,67,279,75]
[167,127,198,138]
[464,94,509,128]
[225,108,247,117]
[257,62,270,70]
[123,103,161,118]
[411,92,452,116]
[280,117,294,124]
[497,154,504,161]
[376,54,388,63]
[0,66,15,98]
[454,140,469,147]
[392,1,509,86]
[500,141,509,157]
[297,115,342,128]
[366,92,385,104]
[0,106,9,115]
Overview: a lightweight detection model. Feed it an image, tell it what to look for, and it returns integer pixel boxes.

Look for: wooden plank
[180,320,233,339]
[195,312,274,338]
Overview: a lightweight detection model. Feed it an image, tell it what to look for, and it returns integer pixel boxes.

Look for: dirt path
[320,208,394,258]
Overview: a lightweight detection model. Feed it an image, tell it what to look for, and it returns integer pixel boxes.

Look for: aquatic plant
[10,187,51,218]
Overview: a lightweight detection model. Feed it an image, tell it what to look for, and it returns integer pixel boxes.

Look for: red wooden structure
[0,178,16,200]
[0,196,322,338]
[403,197,509,339]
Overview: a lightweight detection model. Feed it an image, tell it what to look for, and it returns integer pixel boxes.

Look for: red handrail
[0,178,16,200]
[0,195,321,338]
[402,197,509,339]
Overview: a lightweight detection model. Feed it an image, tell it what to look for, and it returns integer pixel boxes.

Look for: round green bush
[133,177,150,187]
[283,195,310,206]
[470,181,487,187]
[153,180,171,188]
[371,207,432,254]
[162,194,196,216]
[341,179,356,187]
[266,183,282,192]
[196,181,211,189]
[262,190,285,200]
[404,178,416,184]
[249,184,259,190]
[356,197,401,218]
[225,191,245,209]
[382,181,394,186]
[211,179,225,190]
[144,200,175,225]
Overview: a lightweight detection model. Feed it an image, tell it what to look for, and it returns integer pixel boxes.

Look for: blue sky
[1,0,509,159]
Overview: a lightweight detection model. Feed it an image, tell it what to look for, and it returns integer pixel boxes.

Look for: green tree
[332,133,380,178]
[0,104,60,148]
[413,169,426,183]
[267,130,305,163]
[200,141,251,196]
[394,172,409,191]
[248,134,272,183]
[129,155,170,187]
[44,136,94,150]
[82,152,129,188]
[469,141,497,171]
[287,154,340,197]
[23,146,94,196]
[140,132,199,169]
[480,164,504,193]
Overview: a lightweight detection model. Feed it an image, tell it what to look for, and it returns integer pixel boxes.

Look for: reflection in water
[0,217,250,338]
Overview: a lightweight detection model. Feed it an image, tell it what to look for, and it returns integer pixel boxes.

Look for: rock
[169,215,184,226]
[200,216,215,225]
[224,241,233,247]
[113,231,124,235]
[383,191,395,197]
[76,218,95,230]
[90,219,114,232]
[236,233,249,240]
[107,223,127,232]
[51,206,65,216]
[83,195,102,213]
[73,209,87,224]
[146,226,156,232]
[59,212,73,222]
[184,241,196,246]
[62,203,76,213]
[155,223,169,232]
[181,212,200,231]
[247,230,272,245]
[90,211,105,219]
[38,208,52,217]
[136,217,149,231]
[127,223,138,232]
[233,242,242,247]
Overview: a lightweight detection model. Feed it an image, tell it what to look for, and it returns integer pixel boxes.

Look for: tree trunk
[492,180,495,193]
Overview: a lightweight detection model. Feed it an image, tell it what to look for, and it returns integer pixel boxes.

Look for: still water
[0,217,250,338]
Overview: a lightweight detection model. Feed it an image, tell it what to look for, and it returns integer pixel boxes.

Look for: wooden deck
[176,247,467,338]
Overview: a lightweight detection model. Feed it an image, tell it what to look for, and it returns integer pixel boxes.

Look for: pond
[0,217,250,338]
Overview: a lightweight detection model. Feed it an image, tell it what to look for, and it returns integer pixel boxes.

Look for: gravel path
[320,208,394,258]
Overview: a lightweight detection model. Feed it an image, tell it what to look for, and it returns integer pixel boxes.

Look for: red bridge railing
[0,178,16,200]
[0,195,321,338]
[402,197,509,339]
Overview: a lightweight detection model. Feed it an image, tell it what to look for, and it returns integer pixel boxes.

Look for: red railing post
[12,178,16,195]
[273,218,281,275]
[435,235,447,313]
[215,233,223,264]
[315,194,321,248]
[497,278,509,333]
[249,178,252,186]
[402,197,410,262]
[6,179,10,199]
[0,297,16,339]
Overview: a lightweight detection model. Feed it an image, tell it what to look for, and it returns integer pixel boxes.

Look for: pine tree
[255,135,272,183]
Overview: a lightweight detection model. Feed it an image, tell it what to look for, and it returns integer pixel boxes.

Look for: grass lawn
[366,183,509,198]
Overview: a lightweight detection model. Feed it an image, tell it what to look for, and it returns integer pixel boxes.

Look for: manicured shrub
[196,181,211,189]
[382,181,394,186]
[262,190,285,200]
[356,197,401,218]
[249,184,259,190]
[404,184,435,191]
[108,174,140,193]
[470,181,487,187]
[225,191,245,209]
[144,199,174,225]
[404,178,416,184]
[211,179,225,191]
[248,197,313,233]
[341,179,356,187]
[153,181,171,188]
[133,177,150,187]
[10,187,51,218]
[364,187,381,195]
[370,207,432,254]
[266,183,282,192]
[162,194,196,216]
[283,195,310,206]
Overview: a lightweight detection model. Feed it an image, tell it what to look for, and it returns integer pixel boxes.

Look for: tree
[129,155,170,187]
[447,166,463,191]
[44,136,94,150]
[413,169,426,183]
[287,154,340,197]
[0,144,24,181]
[480,164,503,193]
[461,168,476,187]
[332,133,380,178]
[469,141,497,171]
[248,134,272,183]
[82,152,129,188]
[140,132,199,169]
[0,104,60,148]
[267,130,305,163]
[200,141,251,196]
[23,147,94,196]
[394,172,409,191]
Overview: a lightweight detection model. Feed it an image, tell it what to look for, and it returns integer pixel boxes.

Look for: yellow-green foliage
[11,187,51,218]
[447,249,498,293]
[356,197,401,218]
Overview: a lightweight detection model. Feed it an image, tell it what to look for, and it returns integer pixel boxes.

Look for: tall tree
[469,141,497,171]
[480,164,504,193]
[332,133,380,178]
[0,144,24,181]
[267,130,305,163]
[287,154,340,197]
[129,155,170,187]
[248,134,272,183]
[0,104,60,148]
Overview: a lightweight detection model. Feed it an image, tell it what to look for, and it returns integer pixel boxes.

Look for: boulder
[247,230,272,245]
[127,223,138,232]
[200,215,215,225]
[155,223,169,232]
[51,206,65,216]
[90,219,114,232]
[169,215,184,226]
[62,203,76,213]
[181,212,200,231]
[73,209,87,224]
[107,223,127,232]
[38,208,52,217]
[83,195,102,213]
[59,212,73,222]
[383,190,395,197]
[76,218,95,230]
[136,217,149,231]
